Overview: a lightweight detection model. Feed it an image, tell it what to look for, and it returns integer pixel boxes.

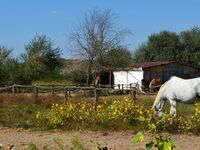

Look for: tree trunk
[87,61,93,86]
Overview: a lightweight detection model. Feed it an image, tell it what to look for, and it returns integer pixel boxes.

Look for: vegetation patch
[34,97,200,134]
[0,94,200,135]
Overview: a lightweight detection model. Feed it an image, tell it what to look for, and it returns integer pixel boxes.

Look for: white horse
[152,76,200,117]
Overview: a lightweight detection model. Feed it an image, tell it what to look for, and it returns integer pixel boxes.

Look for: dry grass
[0,92,196,131]
[0,93,66,128]
[0,93,64,108]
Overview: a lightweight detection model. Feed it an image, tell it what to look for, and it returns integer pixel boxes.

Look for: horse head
[149,78,161,90]
[153,105,163,117]
[151,85,165,117]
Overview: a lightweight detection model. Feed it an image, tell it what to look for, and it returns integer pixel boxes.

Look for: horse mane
[152,85,165,110]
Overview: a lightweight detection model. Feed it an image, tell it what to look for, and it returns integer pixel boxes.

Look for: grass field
[0,93,197,131]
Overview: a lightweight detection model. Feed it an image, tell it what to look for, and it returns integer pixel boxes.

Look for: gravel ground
[1,127,200,149]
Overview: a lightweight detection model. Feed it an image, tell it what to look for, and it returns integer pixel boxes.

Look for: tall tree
[133,27,200,67]
[0,45,12,64]
[133,43,149,63]
[179,27,200,67]
[72,8,130,85]
[22,35,62,79]
[0,45,12,85]
[102,46,133,70]
[133,30,182,63]
[147,31,181,61]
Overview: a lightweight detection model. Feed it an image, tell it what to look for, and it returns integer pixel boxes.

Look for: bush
[36,97,149,130]
[35,98,200,134]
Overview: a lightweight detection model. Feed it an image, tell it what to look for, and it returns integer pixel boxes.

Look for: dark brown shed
[135,61,200,83]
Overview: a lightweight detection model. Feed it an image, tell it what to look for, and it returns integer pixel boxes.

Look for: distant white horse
[152,76,200,117]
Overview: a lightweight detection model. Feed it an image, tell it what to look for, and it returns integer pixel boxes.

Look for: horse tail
[151,84,165,110]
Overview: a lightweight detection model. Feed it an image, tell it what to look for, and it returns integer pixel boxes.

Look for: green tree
[6,58,31,85]
[0,45,31,85]
[22,35,62,80]
[0,45,12,63]
[102,46,133,70]
[133,27,200,67]
[133,43,149,63]
[179,27,200,67]
[0,45,12,85]
[133,30,182,63]
[147,31,181,61]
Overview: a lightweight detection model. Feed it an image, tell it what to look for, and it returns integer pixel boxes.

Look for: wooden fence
[0,83,141,102]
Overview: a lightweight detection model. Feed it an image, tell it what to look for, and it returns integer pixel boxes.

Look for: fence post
[12,84,16,94]
[68,88,71,97]
[131,88,136,100]
[64,87,70,103]
[33,85,38,97]
[118,84,120,90]
[36,86,38,97]
[16,86,19,93]
[52,85,55,96]
[94,88,98,103]
[83,89,86,96]
[129,83,132,89]
[64,88,67,103]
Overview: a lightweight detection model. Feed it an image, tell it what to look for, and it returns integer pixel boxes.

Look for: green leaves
[145,141,154,149]
[102,46,133,70]
[145,136,175,150]
[132,132,145,144]
[136,115,146,122]
[23,35,62,80]
[133,27,200,68]
[132,132,176,150]
[148,123,156,131]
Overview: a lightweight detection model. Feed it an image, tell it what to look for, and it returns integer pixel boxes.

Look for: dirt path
[0,127,200,150]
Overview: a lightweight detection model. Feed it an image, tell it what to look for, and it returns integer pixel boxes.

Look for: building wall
[143,63,200,83]
[113,70,143,89]
[127,71,143,87]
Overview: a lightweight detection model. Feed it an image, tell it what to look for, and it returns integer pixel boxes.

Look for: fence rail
[0,83,142,102]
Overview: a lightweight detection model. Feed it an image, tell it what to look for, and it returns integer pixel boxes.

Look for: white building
[113,68,144,89]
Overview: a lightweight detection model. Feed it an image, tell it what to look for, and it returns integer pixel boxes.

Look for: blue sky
[0,0,200,58]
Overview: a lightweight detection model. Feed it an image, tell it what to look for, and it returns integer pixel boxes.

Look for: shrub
[36,97,150,130]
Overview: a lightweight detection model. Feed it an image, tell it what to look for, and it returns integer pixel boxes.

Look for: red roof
[135,61,175,69]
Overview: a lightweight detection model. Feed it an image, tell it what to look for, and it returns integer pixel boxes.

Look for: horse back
[164,77,200,102]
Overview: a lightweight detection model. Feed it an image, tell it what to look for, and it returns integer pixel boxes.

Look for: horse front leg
[169,100,177,115]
